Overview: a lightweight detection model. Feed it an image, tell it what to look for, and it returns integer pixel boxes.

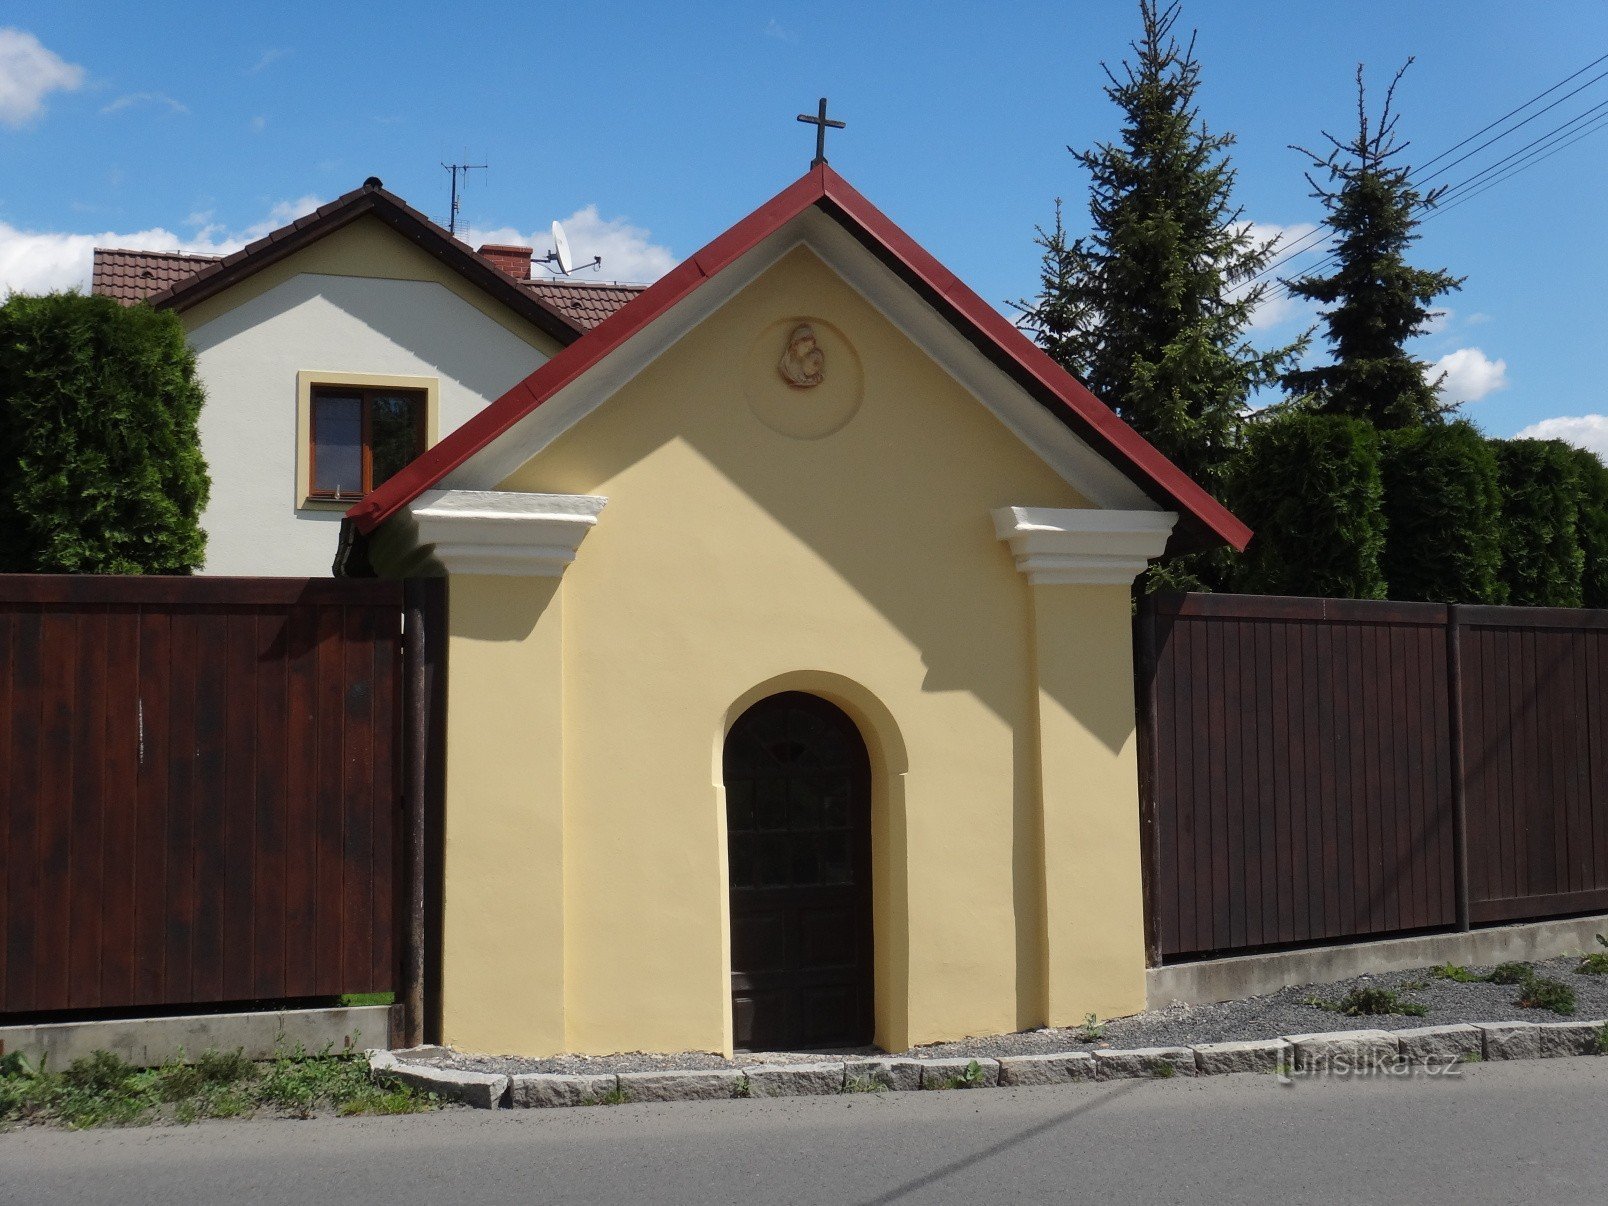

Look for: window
[307,386,426,501]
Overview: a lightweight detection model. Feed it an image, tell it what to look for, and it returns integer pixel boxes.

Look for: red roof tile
[522,279,646,331]
[92,249,220,305]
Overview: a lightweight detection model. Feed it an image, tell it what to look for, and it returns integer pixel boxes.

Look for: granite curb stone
[743,1062,846,1097]
[1393,1024,1482,1065]
[843,1057,923,1092]
[1479,1021,1541,1061]
[369,1050,509,1109]
[1535,1020,1605,1058]
[1191,1039,1290,1075]
[918,1057,1001,1089]
[509,1072,620,1108]
[1285,1029,1398,1073]
[616,1069,745,1102]
[997,1051,1098,1086]
[1095,1046,1197,1079]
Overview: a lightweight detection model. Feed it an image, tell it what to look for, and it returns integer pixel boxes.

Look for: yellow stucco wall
[436,244,1150,1057]
[180,215,566,356]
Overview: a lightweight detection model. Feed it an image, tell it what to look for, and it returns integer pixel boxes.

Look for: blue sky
[3,1,1606,450]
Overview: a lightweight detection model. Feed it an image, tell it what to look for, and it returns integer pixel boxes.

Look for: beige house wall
[432,245,1153,1057]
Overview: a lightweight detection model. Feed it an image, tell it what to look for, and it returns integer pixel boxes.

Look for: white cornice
[372,488,606,577]
[993,507,1177,586]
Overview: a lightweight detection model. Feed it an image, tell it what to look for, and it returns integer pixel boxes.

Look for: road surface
[5,1057,1606,1204]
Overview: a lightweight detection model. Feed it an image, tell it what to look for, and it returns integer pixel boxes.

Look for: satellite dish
[551,220,573,275]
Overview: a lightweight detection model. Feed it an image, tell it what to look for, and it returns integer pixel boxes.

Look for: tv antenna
[441,160,487,235]
[536,219,602,276]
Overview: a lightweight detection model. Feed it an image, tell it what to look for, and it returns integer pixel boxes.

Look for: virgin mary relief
[778,323,826,389]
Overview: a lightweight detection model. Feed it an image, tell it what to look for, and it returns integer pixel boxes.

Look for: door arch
[724,691,874,1050]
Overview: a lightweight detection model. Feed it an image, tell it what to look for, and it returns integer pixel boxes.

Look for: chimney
[478,244,533,280]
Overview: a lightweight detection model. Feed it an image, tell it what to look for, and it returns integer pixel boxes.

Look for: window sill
[298,497,359,513]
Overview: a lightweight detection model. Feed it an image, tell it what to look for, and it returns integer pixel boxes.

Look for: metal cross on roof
[797,97,846,167]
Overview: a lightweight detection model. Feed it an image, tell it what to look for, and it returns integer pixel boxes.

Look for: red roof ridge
[343,163,1248,552]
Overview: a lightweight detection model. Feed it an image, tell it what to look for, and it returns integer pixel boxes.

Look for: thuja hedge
[1569,446,1608,609]
[1492,439,1584,608]
[1379,421,1504,604]
[1231,411,1387,599]
[0,293,209,573]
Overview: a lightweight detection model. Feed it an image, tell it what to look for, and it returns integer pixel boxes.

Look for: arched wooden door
[724,692,874,1051]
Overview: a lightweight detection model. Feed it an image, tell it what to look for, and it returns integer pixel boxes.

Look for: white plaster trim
[378,488,606,577]
[993,507,1177,585]
[439,209,1158,511]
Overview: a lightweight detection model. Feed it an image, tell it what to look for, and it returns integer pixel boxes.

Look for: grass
[0,1044,436,1130]
[1144,1058,1178,1079]
[841,1075,887,1094]
[1305,987,1429,1018]
[1486,962,1534,986]
[1595,1024,1608,1056]
[336,992,397,1008]
[1431,962,1482,983]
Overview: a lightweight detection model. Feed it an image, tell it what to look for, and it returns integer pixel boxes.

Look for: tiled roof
[91,242,645,330]
[92,249,220,305]
[523,279,646,331]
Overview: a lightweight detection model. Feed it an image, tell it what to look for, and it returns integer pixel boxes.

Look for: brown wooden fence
[0,575,407,1019]
[1137,593,1608,963]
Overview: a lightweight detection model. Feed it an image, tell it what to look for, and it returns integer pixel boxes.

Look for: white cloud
[460,204,676,284]
[0,195,322,296]
[1515,415,1608,459]
[247,48,289,74]
[1431,346,1508,405]
[250,115,267,133]
[101,91,188,116]
[1231,220,1322,333]
[765,19,799,42]
[0,28,85,127]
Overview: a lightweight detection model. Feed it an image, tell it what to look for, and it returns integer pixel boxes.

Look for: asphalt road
[6,1058,1607,1205]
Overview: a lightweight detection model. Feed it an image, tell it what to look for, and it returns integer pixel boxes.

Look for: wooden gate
[1,575,407,1018]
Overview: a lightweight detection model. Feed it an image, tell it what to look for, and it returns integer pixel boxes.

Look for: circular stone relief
[743,316,864,440]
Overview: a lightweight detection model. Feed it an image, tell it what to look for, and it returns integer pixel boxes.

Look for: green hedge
[0,293,209,573]
[1379,421,1504,603]
[1567,446,1608,609]
[1231,411,1387,599]
[1492,438,1583,608]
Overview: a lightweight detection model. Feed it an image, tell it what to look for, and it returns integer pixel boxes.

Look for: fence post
[401,576,448,1048]
[1134,589,1163,967]
[1447,604,1471,932]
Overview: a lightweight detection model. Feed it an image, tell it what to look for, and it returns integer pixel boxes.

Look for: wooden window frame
[307,386,428,502]
[295,372,439,511]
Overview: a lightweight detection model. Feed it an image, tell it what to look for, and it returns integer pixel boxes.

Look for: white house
[92,178,643,576]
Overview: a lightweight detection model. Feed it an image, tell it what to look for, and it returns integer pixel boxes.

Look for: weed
[1431,962,1480,983]
[1460,1050,1484,1063]
[841,1075,887,1094]
[1312,987,1429,1018]
[590,1085,631,1106]
[937,1060,989,1090]
[1145,1058,1177,1079]
[732,1078,753,1099]
[1486,962,1534,986]
[1575,944,1608,975]
[1076,1013,1104,1043]
[1594,1024,1608,1056]
[1517,977,1577,1016]
[1399,978,1429,991]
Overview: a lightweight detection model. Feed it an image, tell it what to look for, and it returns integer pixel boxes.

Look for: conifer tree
[1018,1,1301,589]
[1282,62,1463,428]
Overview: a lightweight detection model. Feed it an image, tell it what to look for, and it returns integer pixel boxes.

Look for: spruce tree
[1282,62,1463,428]
[1018,0,1301,589]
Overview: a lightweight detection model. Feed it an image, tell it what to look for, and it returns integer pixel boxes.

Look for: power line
[1413,51,1608,176]
[1416,62,1608,185]
[1427,109,1608,220]
[1432,93,1608,203]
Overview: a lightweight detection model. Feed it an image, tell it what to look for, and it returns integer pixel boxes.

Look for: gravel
[409,954,1608,1077]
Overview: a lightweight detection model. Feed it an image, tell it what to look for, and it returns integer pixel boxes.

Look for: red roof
[93,249,222,305]
[522,279,646,331]
[348,163,1248,552]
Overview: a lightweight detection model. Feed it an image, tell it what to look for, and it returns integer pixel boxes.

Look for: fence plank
[1,577,403,1019]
